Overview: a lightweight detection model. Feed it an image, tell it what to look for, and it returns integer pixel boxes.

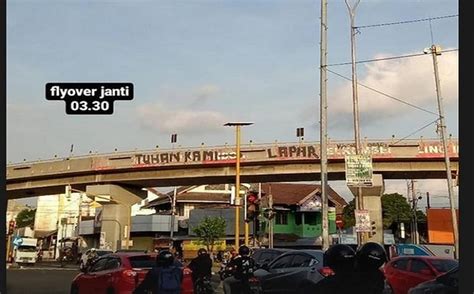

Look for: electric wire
[326,68,439,116]
[355,14,458,29]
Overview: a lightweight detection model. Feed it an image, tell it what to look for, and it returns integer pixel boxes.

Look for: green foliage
[15,208,36,228]
[342,193,426,230]
[192,216,226,252]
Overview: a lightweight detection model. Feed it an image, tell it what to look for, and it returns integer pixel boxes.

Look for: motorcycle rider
[353,242,388,294]
[188,248,213,293]
[80,248,98,270]
[308,244,357,294]
[223,245,256,294]
[133,250,183,294]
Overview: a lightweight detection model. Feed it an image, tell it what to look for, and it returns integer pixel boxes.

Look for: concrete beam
[86,184,146,206]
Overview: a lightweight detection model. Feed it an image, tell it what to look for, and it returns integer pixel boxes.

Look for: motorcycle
[195,276,214,294]
[219,260,234,281]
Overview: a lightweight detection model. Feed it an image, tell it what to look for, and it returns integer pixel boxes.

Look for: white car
[79,249,113,270]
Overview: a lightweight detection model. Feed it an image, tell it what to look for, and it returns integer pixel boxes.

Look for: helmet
[238,245,250,256]
[198,248,207,256]
[355,242,388,270]
[156,250,174,267]
[323,244,356,273]
[90,248,96,252]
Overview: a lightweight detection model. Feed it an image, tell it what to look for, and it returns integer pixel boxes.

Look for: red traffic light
[247,193,257,204]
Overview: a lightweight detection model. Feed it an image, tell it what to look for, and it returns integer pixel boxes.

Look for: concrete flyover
[7,138,458,199]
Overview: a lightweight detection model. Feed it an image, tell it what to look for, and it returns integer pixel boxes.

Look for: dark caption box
[45,82,134,115]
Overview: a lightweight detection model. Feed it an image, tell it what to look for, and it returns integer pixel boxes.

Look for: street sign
[13,236,23,247]
[345,154,373,187]
[354,209,371,232]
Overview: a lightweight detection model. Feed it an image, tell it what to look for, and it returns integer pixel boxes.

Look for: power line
[355,14,458,29]
[326,68,439,116]
[391,119,440,145]
[327,49,458,67]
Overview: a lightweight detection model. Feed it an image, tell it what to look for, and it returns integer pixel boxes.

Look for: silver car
[253,250,325,294]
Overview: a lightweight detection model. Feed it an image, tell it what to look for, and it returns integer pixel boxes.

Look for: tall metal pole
[345,0,365,246]
[411,180,419,244]
[170,187,177,244]
[235,125,242,249]
[320,0,330,251]
[429,44,459,259]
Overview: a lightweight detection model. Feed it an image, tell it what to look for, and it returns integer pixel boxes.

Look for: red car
[70,252,194,294]
[384,256,458,294]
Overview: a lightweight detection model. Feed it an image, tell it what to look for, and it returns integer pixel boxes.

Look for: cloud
[136,103,227,135]
[327,50,458,123]
[192,84,220,106]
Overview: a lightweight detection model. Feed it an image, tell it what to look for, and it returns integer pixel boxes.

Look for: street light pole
[426,44,459,259]
[225,122,254,249]
[170,187,177,248]
[345,0,365,246]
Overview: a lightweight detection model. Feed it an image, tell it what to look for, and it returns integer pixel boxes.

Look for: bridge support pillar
[349,174,385,245]
[86,185,146,251]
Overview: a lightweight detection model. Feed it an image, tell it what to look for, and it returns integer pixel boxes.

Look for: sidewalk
[7,260,79,270]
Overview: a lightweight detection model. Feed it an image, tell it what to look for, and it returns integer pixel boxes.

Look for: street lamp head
[423,48,431,54]
[224,122,254,126]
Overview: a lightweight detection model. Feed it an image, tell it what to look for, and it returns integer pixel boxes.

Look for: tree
[15,208,36,228]
[342,193,426,230]
[192,216,226,253]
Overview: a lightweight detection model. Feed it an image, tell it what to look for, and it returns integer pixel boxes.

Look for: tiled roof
[145,183,348,213]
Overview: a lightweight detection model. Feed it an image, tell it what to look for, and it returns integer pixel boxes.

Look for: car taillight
[122,269,137,278]
[318,267,334,277]
[248,277,259,283]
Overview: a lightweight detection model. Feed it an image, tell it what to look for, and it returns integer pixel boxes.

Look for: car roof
[277,249,324,259]
[390,256,457,261]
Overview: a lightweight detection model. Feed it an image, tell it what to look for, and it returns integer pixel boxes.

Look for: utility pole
[320,0,330,251]
[411,180,419,245]
[170,187,177,246]
[345,0,365,246]
[268,187,274,249]
[426,192,431,210]
[426,44,459,259]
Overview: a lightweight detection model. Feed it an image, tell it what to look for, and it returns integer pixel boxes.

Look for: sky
[7,0,458,207]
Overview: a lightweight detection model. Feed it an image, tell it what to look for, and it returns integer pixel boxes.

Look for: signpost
[345,154,373,187]
[13,236,23,248]
[354,209,371,232]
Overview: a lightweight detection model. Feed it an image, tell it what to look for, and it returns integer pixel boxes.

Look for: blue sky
[7,0,458,206]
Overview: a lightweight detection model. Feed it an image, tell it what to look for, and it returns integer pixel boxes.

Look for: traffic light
[65,185,72,201]
[8,220,15,235]
[246,191,260,222]
[369,221,376,237]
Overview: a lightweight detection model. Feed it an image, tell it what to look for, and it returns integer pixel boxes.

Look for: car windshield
[18,246,36,252]
[430,259,458,273]
[129,255,156,268]
[97,251,112,256]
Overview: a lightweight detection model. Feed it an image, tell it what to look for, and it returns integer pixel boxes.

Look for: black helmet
[156,250,174,267]
[355,242,387,270]
[198,248,207,256]
[238,245,250,256]
[323,244,356,273]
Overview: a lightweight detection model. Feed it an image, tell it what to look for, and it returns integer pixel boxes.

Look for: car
[253,249,329,294]
[384,256,458,294]
[251,248,290,269]
[408,266,458,294]
[71,252,194,294]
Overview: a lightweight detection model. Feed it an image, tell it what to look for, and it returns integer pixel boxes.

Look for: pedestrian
[133,250,183,294]
[223,245,256,294]
[307,244,357,294]
[188,248,213,293]
[353,242,388,294]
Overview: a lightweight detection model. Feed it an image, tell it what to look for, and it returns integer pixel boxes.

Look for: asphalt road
[6,267,224,294]
[7,267,80,294]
